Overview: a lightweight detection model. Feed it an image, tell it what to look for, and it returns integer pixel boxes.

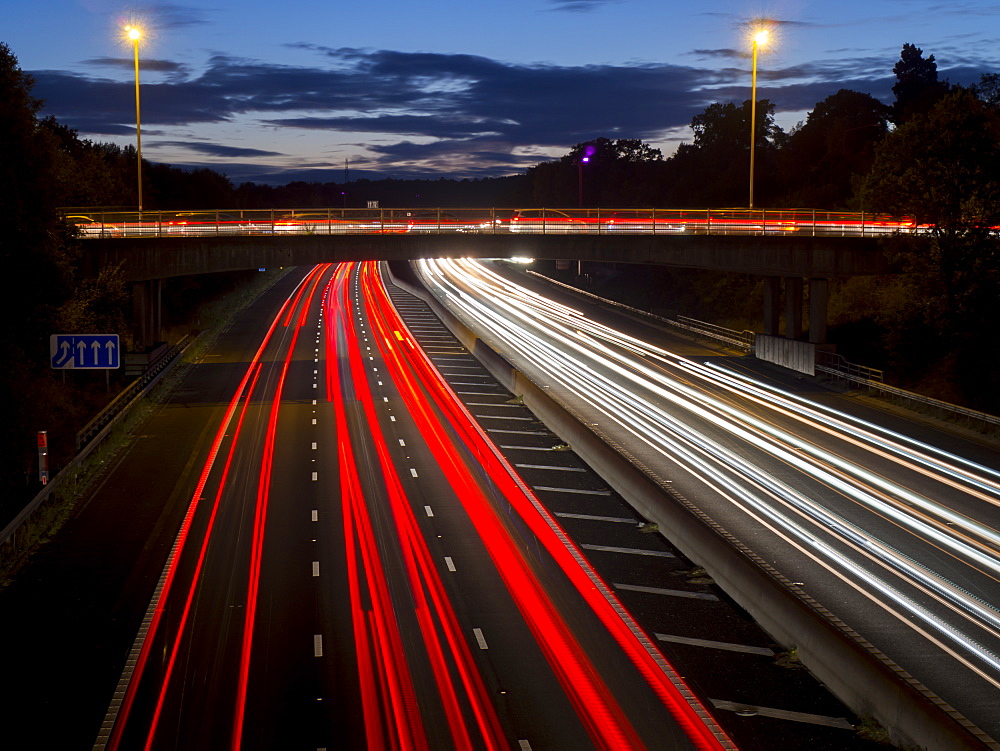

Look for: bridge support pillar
[132,279,163,351]
[808,277,829,344]
[763,277,780,336]
[784,277,803,339]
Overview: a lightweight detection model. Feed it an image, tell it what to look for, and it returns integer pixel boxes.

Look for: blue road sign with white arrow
[50,334,121,369]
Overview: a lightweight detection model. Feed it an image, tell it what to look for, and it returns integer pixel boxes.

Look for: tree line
[1,39,998,510]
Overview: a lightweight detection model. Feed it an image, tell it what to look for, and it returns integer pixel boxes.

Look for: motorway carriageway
[416,257,1000,745]
[95,262,732,750]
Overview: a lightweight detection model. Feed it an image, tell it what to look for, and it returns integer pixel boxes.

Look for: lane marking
[398,439,406,447]
[473,628,488,650]
[656,633,773,656]
[709,699,854,729]
[615,583,719,601]
[533,486,610,496]
[475,414,534,421]
[519,742,533,751]
[424,506,434,517]
[311,442,317,450]
[313,635,323,657]
[555,512,636,524]
[311,472,318,481]
[311,510,318,522]
[383,396,389,403]
[444,557,457,572]
[581,544,675,558]
[312,418,317,425]
[514,464,587,472]
[312,561,320,577]
[390,416,396,422]
[410,468,419,478]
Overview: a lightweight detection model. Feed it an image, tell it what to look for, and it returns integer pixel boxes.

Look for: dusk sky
[6,0,1000,184]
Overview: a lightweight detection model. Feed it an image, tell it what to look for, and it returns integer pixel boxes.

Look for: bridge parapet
[63,206,923,240]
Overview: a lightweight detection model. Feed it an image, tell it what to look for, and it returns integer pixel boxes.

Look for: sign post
[37,430,48,485]
[50,334,121,370]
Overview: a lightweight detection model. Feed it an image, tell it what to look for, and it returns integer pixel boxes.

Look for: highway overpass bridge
[69,207,911,348]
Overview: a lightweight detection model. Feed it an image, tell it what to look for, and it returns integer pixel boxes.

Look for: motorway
[415,257,1000,745]
[69,262,735,750]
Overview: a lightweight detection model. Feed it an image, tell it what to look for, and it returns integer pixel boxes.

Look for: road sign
[50,334,121,369]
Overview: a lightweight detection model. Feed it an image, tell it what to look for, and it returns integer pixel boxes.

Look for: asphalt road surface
[416,257,1000,746]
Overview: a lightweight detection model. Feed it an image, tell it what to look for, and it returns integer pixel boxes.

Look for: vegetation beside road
[2,37,999,507]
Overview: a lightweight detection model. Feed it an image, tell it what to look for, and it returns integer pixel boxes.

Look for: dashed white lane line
[582,544,675,558]
[312,418,317,425]
[554,512,636,524]
[311,510,318,522]
[514,463,587,472]
[383,396,389,403]
[444,557,456,572]
[473,628,488,650]
[313,635,323,657]
[410,468,419,478]
[533,486,611,496]
[398,439,406,447]
[655,633,773,656]
[709,699,854,729]
[518,742,533,751]
[615,582,718,601]
[312,442,317,450]
[311,472,318,482]
[390,416,396,422]
[424,506,434,517]
[312,561,320,577]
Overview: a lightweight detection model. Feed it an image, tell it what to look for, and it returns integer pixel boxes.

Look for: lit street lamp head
[124,24,144,211]
[754,30,769,47]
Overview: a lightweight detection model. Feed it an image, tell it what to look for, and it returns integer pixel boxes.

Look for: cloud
[151,141,286,158]
[126,4,212,30]
[28,44,1000,179]
[81,56,190,75]
[546,0,622,12]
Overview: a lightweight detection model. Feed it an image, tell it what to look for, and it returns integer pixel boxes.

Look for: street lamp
[125,25,143,212]
[578,155,590,208]
[749,28,768,209]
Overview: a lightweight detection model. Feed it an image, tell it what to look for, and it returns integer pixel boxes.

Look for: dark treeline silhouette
[2,38,999,511]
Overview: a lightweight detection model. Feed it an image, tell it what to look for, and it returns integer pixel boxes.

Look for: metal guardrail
[676,316,756,351]
[524,269,755,353]
[1,334,198,569]
[816,349,884,383]
[61,206,927,239]
[75,335,191,450]
[815,365,1000,431]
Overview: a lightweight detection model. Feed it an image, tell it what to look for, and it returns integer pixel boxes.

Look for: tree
[891,43,948,124]
[529,137,666,206]
[972,72,1000,109]
[663,99,783,206]
[859,86,1000,410]
[777,89,891,207]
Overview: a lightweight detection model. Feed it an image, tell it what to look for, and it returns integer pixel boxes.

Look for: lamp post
[749,29,768,209]
[125,25,143,213]
[578,155,590,208]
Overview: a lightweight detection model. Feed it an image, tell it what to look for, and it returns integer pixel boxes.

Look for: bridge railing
[61,207,925,239]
